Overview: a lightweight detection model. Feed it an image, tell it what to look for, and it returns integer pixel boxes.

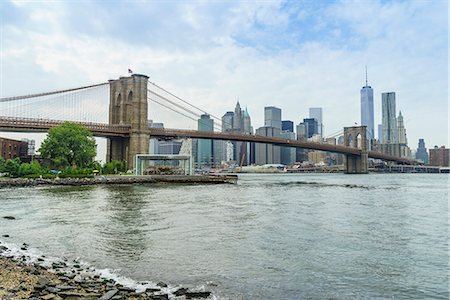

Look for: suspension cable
[0,82,109,103]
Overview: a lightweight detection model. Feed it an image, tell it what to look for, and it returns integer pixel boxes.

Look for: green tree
[39,122,97,169]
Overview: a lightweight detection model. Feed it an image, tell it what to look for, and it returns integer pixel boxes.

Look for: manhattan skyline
[0,1,448,149]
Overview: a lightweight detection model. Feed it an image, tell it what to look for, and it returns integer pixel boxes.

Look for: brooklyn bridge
[0,74,415,174]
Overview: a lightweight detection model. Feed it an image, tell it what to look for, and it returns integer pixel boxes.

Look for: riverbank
[0,175,237,188]
[0,241,211,299]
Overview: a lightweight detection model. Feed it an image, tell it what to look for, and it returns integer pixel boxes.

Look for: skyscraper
[255,126,281,165]
[397,111,407,145]
[197,114,214,167]
[360,68,374,141]
[233,101,243,131]
[309,107,323,137]
[381,92,398,144]
[243,108,253,133]
[378,124,383,144]
[303,118,318,138]
[264,106,282,130]
[282,120,294,132]
[222,111,234,132]
[416,139,429,164]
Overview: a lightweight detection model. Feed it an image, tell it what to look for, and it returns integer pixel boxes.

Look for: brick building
[0,137,30,161]
[429,146,450,167]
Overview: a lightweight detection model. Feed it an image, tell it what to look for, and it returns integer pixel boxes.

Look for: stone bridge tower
[344,126,368,174]
[107,74,149,169]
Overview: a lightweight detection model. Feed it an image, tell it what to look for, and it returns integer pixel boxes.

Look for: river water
[0,174,448,299]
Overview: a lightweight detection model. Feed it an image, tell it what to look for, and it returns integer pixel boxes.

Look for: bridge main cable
[0,82,109,103]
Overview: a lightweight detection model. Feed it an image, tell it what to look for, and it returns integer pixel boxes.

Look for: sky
[0,0,448,158]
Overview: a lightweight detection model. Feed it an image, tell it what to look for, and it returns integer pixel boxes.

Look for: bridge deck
[0,117,416,164]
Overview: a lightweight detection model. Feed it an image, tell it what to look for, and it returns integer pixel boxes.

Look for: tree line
[0,122,128,178]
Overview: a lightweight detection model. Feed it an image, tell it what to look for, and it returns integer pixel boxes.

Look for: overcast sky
[1,0,448,154]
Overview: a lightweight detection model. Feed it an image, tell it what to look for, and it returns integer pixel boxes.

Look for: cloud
[0,0,448,154]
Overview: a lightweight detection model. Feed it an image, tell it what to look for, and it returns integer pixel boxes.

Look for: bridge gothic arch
[343,126,368,174]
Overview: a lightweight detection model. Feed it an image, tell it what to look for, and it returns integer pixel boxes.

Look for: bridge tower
[107,74,149,169]
[343,126,368,174]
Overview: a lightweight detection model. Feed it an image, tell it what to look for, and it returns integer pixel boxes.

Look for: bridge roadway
[0,116,415,164]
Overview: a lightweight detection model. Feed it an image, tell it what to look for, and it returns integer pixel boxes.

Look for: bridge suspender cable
[149,82,224,124]
[148,90,224,131]
[0,82,109,103]
[148,97,222,131]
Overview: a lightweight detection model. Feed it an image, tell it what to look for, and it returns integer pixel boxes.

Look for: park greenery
[0,122,129,178]
[39,122,97,169]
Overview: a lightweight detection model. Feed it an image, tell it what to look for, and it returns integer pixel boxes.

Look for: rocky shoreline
[0,241,212,300]
[0,175,237,188]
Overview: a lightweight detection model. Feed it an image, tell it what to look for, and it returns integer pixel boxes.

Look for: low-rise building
[429,146,450,166]
[0,137,32,161]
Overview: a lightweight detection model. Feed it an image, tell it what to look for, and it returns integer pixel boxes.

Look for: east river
[0,174,448,299]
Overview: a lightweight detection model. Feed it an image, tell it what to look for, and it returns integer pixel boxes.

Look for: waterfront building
[0,137,32,161]
[303,118,318,138]
[197,114,214,167]
[360,69,374,142]
[255,126,281,165]
[308,151,327,164]
[309,107,323,137]
[429,146,449,166]
[381,92,398,144]
[416,139,429,164]
[264,106,282,130]
[280,131,296,165]
[282,120,294,132]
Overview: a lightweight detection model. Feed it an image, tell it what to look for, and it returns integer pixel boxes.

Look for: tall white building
[309,107,323,137]
[360,69,374,142]
[381,92,398,144]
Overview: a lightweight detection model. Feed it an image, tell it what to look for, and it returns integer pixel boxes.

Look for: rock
[57,292,84,298]
[99,289,119,300]
[118,286,134,292]
[42,294,57,300]
[0,245,8,251]
[47,286,62,293]
[3,216,15,220]
[156,282,168,288]
[145,287,161,293]
[38,257,45,262]
[185,291,211,299]
[151,294,169,300]
[55,285,75,291]
[37,276,50,286]
[173,288,188,296]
